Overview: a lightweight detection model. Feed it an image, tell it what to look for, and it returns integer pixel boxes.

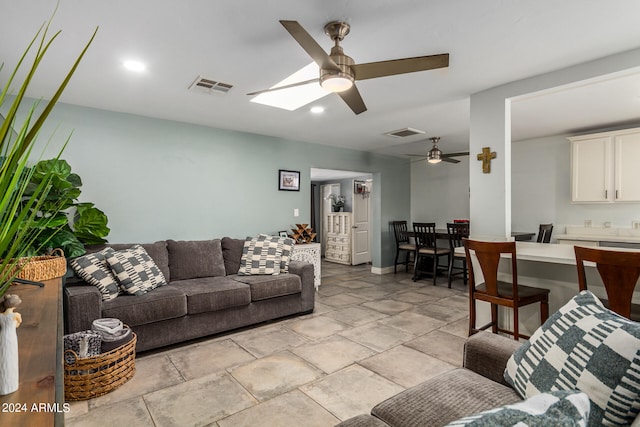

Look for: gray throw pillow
[69,248,120,301]
[504,290,640,427]
[106,245,168,295]
[167,239,226,280]
[238,235,284,276]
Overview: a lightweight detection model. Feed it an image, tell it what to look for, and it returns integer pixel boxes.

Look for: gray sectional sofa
[337,332,524,427]
[63,237,315,352]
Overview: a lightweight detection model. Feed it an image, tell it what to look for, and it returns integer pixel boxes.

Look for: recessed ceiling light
[123,60,146,72]
[250,62,330,111]
[310,106,325,114]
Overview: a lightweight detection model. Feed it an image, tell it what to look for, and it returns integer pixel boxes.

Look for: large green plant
[19,158,109,258]
[0,12,97,297]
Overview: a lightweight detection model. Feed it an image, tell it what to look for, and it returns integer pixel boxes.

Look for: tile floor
[65,261,470,427]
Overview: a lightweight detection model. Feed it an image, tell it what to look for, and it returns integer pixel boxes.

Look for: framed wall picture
[278,170,300,191]
[278,231,289,238]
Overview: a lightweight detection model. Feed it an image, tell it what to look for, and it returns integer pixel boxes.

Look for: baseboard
[371,265,395,275]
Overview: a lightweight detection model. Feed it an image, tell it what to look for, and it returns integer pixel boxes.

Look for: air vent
[384,127,425,138]
[189,76,233,94]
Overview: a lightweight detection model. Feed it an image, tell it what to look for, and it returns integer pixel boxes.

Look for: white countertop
[555,234,640,243]
[455,241,640,265]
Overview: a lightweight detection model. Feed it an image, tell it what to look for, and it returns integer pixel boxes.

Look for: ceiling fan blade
[352,53,449,81]
[406,154,428,157]
[441,157,461,164]
[247,78,319,96]
[441,151,470,158]
[279,20,340,71]
[337,84,367,115]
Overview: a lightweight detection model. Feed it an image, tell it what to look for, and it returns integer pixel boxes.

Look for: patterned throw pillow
[69,248,120,301]
[504,291,640,427]
[238,235,284,276]
[258,234,295,273]
[444,390,590,427]
[106,245,168,295]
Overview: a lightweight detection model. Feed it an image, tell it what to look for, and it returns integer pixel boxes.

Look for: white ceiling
[2,1,640,158]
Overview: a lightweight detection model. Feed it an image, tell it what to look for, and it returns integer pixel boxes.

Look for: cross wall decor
[477,147,496,174]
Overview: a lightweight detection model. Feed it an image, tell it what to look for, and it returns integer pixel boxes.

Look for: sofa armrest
[463,331,523,387]
[63,283,102,334]
[288,261,315,311]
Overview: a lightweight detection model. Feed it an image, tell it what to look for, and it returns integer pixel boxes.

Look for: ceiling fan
[407,137,469,164]
[247,20,449,115]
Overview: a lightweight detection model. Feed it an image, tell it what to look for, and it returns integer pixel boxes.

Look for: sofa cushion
[171,277,251,314]
[232,273,301,301]
[238,235,283,276]
[444,389,590,427]
[69,248,119,301]
[106,245,168,295]
[222,237,245,275]
[101,285,187,326]
[335,414,390,427]
[372,368,521,427]
[167,239,226,280]
[505,290,640,427]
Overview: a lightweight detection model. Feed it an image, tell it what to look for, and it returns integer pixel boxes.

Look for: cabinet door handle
[616,190,619,199]
[605,190,608,199]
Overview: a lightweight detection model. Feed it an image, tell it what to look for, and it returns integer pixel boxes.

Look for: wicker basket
[64,332,137,401]
[13,248,67,282]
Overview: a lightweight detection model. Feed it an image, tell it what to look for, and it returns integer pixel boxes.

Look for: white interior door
[351,180,371,265]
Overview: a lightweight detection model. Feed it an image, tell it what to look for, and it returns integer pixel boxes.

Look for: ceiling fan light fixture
[427,147,442,163]
[320,73,354,92]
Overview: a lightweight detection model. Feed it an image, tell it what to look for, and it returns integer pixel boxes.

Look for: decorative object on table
[17,159,110,258]
[0,11,96,300]
[476,147,497,173]
[0,294,22,395]
[278,169,300,191]
[289,224,316,244]
[328,194,345,212]
[278,231,288,238]
[10,248,67,283]
[64,331,137,401]
[354,180,371,198]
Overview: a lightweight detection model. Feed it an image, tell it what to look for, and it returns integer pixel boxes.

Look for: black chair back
[537,224,553,243]
[391,221,410,245]
[447,222,469,251]
[413,222,437,250]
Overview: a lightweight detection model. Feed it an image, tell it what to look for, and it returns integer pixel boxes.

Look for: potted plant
[18,158,109,258]
[0,14,97,299]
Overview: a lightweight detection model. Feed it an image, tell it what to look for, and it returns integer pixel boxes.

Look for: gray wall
[14,101,410,269]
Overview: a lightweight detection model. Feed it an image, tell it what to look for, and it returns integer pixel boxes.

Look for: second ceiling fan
[408,137,469,164]
[248,20,450,115]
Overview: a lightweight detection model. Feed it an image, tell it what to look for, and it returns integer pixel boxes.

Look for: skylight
[250,62,330,111]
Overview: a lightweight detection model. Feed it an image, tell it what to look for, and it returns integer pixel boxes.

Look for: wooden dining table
[406,230,536,242]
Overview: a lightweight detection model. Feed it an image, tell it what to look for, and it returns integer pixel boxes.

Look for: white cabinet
[569,128,640,203]
[324,212,352,265]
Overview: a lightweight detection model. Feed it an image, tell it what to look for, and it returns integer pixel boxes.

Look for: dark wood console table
[0,277,64,426]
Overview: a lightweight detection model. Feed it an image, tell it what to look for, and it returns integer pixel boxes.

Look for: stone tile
[360,345,456,388]
[292,335,376,373]
[317,284,351,296]
[324,305,389,326]
[312,301,337,315]
[88,353,184,409]
[231,325,309,358]
[337,279,375,289]
[301,364,404,421]
[321,293,367,307]
[438,293,470,310]
[405,330,467,367]
[340,322,415,352]
[218,390,339,427]
[145,372,257,426]
[378,311,447,336]
[362,299,414,315]
[229,352,324,401]
[438,317,470,339]
[65,400,88,420]
[411,302,468,323]
[393,290,440,304]
[346,287,393,301]
[67,397,154,427]
[169,338,255,380]
[287,315,349,339]
[414,285,463,298]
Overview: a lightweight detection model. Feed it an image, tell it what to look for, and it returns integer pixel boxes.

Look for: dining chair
[464,239,550,340]
[447,222,469,288]
[536,223,553,243]
[574,246,640,320]
[412,222,451,286]
[391,221,415,273]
